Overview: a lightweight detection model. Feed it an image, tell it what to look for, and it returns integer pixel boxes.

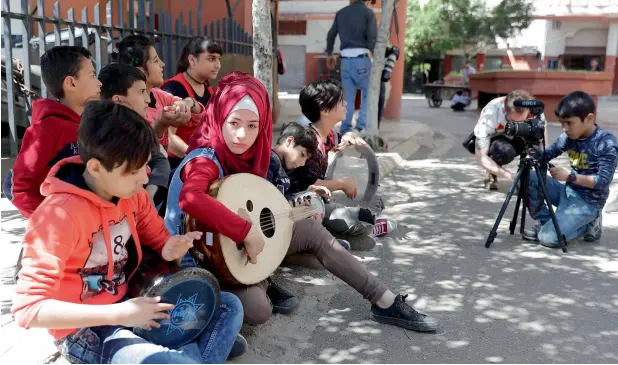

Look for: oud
[185,173,314,285]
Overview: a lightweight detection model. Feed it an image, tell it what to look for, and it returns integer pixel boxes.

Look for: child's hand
[172,99,189,114]
[308,185,332,200]
[160,105,190,128]
[339,132,367,148]
[161,231,202,261]
[242,224,265,265]
[339,177,358,200]
[116,296,174,330]
[550,167,570,182]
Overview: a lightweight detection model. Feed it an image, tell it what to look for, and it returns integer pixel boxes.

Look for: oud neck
[289,206,316,222]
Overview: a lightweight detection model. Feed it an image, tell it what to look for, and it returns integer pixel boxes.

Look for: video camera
[504,99,545,143]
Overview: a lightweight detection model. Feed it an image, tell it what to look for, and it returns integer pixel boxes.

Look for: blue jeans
[527,172,600,245]
[54,292,243,364]
[341,56,371,133]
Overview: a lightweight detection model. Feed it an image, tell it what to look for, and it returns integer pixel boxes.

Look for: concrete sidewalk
[231,156,618,364]
[3,95,617,363]
[0,98,443,364]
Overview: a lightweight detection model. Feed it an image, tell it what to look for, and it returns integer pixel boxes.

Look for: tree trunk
[252,0,273,101]
[365,0,396,136]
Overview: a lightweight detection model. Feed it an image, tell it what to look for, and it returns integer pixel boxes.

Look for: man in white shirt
[474,90,547,190]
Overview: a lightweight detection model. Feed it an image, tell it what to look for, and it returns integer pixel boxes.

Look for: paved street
[236,98,618,363]
[2,97,618,363]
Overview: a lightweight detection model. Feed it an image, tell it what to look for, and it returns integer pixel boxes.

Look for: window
[278,20,306,35]
[485,56,503,70]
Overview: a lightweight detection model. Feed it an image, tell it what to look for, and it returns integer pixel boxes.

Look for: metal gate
[1,0,253,156]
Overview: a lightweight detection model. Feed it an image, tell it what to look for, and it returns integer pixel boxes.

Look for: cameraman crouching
[522,91,618,247]
[474,90,547,190]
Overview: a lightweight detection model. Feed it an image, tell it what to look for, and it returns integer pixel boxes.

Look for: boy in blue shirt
[523,91,618,247]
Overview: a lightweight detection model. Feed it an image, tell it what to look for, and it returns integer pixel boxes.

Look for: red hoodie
[11,156,171,340]
[5,99,81,218]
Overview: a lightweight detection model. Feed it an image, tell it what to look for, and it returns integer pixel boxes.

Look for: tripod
[485,145,568,252]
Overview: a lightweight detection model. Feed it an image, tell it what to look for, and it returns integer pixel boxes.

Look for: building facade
[277,0,408,120]
[445,0,618,93]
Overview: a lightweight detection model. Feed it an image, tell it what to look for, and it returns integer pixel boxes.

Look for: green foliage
[406,0,533,61]
[405,0,458,59]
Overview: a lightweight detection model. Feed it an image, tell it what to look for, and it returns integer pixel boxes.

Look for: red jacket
[161,73,214,157]
[4,99,81,218]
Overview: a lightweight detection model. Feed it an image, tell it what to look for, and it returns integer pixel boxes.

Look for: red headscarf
[187,72,272,178]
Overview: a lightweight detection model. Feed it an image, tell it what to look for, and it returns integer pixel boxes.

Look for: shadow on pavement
[234,156,618,364]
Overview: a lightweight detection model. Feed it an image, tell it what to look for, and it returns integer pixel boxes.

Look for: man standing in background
[462,61,476,85]
[325,0,377,134]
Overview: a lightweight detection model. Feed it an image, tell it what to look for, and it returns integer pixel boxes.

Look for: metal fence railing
[1,0,253,156]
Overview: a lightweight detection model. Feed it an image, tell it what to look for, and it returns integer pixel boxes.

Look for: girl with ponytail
[161,36,223,169]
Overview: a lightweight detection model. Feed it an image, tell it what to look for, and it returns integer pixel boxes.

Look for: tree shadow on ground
[233,156,618,364]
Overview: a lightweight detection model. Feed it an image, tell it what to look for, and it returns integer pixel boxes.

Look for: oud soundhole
[246,200,254,212]
[259,208,275,238]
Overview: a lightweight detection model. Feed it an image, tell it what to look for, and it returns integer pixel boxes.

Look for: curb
[375,138,422,179]
[375,124,441,180]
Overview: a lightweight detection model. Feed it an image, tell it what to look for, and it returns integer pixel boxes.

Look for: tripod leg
[519,164,530,235]
[532,166,568,252]
[485,168,524,248]
[510,162,528,235]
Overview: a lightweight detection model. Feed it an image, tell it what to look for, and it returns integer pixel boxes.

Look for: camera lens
[381,47,400,82]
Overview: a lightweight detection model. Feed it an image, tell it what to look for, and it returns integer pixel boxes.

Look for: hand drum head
[130,249,220,349]
[325,143,380,208]
[290,191,326,222]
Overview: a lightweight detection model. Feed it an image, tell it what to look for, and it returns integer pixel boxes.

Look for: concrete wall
[279,0,349,14]
[278,18,342,85]
[544,20,610,56]
[497,19,549,55]
[532,0,618,16]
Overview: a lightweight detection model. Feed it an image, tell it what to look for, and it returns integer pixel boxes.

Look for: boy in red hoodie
[11,101,245,363]
[4,46,101,217]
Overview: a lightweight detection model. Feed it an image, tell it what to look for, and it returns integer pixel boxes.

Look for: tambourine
[290,191,326,222]
[325,143,380,208]
[129,247,221,349]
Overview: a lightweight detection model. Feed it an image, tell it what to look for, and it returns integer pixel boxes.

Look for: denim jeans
[54,292,243,364]
[527,172,600,245]
[341,56,372,134]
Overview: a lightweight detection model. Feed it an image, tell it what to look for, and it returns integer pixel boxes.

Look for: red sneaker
[372,218,397,238]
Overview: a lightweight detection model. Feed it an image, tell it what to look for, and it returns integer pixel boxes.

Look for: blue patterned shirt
[544,126,618,209]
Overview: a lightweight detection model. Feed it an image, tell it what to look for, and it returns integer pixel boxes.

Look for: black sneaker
[227,334,248,359]
[370,294,440,332]
[267,279,299,315]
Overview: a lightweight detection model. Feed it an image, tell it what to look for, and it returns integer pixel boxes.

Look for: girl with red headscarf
[164,72,439,332]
